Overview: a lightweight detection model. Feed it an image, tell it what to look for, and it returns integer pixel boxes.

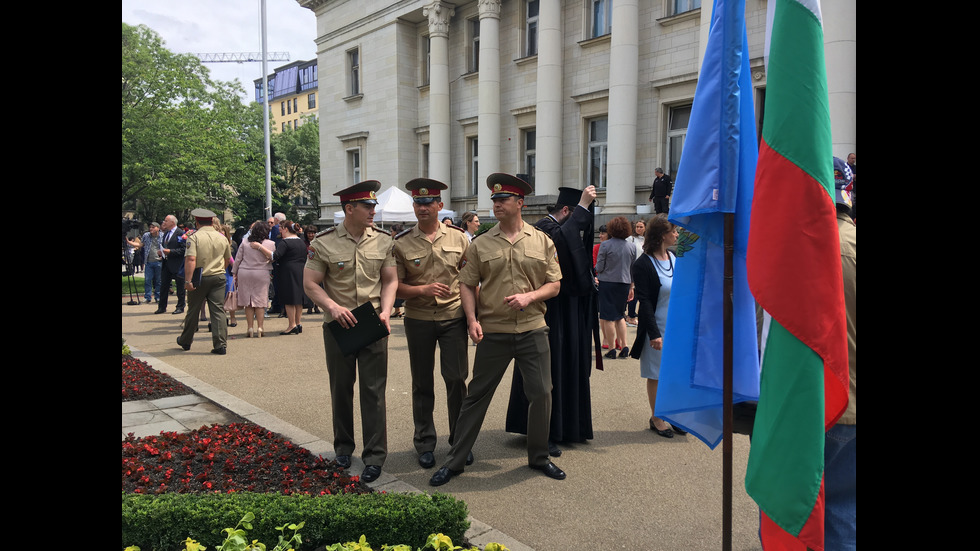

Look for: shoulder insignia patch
[315,227,336,238]
[372,225,391,236]
[394,228,413,240]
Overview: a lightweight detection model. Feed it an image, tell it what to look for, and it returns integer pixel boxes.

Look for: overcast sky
[122,0,319,101]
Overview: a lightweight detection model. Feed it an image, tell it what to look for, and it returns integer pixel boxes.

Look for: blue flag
[654,0,760,449]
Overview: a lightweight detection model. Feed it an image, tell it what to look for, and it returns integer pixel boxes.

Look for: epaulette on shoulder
[393,227,413,240]
[372,225,391,236]
[447,224,466,233]
[314,227,336,238]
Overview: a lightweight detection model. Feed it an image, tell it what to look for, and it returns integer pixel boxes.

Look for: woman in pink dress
[232,220,276,337]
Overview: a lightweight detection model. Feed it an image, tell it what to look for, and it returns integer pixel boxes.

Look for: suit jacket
[160,227,186,272]
[629,252,667,359]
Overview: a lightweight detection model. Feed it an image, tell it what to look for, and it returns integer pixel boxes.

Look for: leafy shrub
[122,491,469,551]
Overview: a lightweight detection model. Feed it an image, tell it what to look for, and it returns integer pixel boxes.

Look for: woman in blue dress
[629,214,685,438]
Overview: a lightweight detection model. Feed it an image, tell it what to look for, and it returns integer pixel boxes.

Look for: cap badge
[493,183,502,192]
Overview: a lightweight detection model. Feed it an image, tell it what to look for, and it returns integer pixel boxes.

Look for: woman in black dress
[274,221,309,334]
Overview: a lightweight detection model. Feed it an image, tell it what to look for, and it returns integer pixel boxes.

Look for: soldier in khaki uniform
[303,180,397,484]
[177,209,233,354]
[393,178,472,470]
[429,173,566,487]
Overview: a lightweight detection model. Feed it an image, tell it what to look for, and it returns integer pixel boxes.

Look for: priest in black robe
[505,185,598,454]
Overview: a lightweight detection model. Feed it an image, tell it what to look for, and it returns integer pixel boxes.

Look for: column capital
[478,0,501,19]
[424,1,456,38]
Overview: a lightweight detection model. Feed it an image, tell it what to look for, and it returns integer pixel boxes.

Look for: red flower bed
[122,355,372,496]
[123,356,194,401]
[122,422,372,495]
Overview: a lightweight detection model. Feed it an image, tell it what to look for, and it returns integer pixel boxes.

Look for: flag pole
[723,212,734,551]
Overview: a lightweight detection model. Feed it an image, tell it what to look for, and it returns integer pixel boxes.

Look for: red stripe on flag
[748,140,849,427]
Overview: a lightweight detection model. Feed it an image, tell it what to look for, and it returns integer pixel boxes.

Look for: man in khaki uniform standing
[303,180,397,484]
[429,173,566,487]
[177,209,233,354]
[393,178,473,470]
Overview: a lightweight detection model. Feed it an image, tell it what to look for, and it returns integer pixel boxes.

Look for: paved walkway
[122,295,764,551]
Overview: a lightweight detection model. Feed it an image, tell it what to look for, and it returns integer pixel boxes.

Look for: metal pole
[261,0,272,219]
[723,212,734,551]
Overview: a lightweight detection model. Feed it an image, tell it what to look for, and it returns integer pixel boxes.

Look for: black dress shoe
[466,451,474,465]
[361,465,382,483]
[418,451,436,469]
[177,339,190,351]
[529,461,566,480]
[670,424,688,435]
[173,308,184,315]
[548,441,562,457]
[650,418,674,438]
[429,466,462,487]
[334,455,352,469]
[211,347,226,355]
[154,309,166,314]
[618,346,630,358]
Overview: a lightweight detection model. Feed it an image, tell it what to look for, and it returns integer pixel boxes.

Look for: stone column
[534,0,562,198]
[823,0,856,159]
[424,2,455,187]
[603,0,639,214]
[476,0,501,214]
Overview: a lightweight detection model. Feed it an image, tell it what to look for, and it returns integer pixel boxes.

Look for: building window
[293,98,298,113]
[669,0,701,16]
[282,122,287,132]
[591,0,612,38]
[588,117,608,189]
[523,129,536,185]
[287,100,292,115]
[420,35,431,85]
[525,0,539,57]
[666,104,691,180]
[281,102,286,116]
[308,93,316,109]
[347,48,361,96]
[422,143,430,178]
[469,138,479,196]
[348,148,362,185]
[470,18,480,73]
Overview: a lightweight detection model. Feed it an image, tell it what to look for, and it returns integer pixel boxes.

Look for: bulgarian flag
[744,0,849,550]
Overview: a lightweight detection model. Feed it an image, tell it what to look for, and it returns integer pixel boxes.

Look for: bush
[122,491,470,551]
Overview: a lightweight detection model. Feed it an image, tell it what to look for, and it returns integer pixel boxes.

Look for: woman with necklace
[629,214,686,438]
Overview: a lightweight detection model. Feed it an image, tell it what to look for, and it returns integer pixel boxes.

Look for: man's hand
[468,320,484,344]
[422,282,452,298]
[579,185,597,209]
[504,292,533,311]
[650,337,663,351]
[379,311,391,333]
[329,304,356,329]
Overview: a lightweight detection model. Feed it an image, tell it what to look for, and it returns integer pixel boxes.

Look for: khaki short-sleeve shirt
[185,226,232,277]
[305,224,395,322]
[458,223,562,333]
[393,224,469,321]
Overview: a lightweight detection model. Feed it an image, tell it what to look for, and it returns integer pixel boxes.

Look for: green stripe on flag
[745,318,825,535]
[761,0,832,195]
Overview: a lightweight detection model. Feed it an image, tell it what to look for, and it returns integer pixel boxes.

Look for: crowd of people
[126,157,854,546]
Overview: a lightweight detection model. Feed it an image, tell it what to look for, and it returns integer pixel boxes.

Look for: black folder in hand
[191,267,203,288]
[327,302,390,356]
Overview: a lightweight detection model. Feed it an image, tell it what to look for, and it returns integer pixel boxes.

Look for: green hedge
[122,492,470,551]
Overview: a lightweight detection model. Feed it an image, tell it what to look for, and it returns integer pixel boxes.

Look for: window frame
[590,0,613,38]
[525,0,540,58]
[523,128,537,186]
[587,117,609,190]
[665,104,692,181]
[346,47,361,97]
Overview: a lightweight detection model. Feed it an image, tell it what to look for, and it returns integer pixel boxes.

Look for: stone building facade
[297,0,855,224]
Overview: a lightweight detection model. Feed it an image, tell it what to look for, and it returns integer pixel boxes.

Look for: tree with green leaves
[271,115,321,225]
[122,22,266,226]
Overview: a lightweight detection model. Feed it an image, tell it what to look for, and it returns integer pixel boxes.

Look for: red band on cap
[339,190,378,202]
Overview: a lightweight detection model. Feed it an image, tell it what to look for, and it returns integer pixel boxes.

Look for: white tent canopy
[332,187,458,227]
[332,186,418,226]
